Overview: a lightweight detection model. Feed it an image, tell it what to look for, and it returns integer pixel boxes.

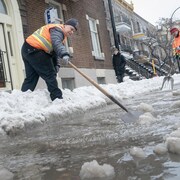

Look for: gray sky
[126,0,180,25]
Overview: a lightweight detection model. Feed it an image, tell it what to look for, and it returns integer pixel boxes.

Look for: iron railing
[126,58,154,79]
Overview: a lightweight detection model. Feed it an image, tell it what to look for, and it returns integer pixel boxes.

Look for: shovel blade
[121,111,143,123]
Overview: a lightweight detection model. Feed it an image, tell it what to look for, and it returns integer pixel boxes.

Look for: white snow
[129,147,146,158]
[0,74,180,135]
[172,90,180,96]
[1,73,180,177]
[168,129,180,138]
[0,167,14,180]
[171,100,180,109]
[154,143,168,155]
[137,102,154,112]
[166,137,180,154]
[138,112,156,125]
[154,126,180,155]
[163,128,180,154]
[79,160,115,179]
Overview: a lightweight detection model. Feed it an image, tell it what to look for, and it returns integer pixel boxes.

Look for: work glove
[55,65,60,73]
[61,55,70,65]
[54,58,61,73]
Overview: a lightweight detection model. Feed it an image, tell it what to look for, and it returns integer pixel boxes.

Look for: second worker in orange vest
[21,18,78,101]
[170,27,180,72]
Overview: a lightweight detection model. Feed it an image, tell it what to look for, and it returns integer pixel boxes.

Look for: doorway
[0,23,12,89]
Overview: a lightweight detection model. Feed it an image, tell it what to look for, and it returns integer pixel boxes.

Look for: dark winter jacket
[50,27,70,59]
[112,52,126,75]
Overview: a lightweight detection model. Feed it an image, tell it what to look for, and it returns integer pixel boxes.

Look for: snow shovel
[161,67,174,90]
[68,62,141,123]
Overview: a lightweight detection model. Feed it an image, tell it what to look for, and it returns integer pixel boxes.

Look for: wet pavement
[1,82,180,180]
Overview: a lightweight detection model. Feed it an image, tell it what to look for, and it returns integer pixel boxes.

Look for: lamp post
[108,0,119,50]
[170,6,180,27]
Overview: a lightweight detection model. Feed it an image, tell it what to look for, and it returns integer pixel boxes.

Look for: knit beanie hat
[65,18,78,31]
[170,27,178,34]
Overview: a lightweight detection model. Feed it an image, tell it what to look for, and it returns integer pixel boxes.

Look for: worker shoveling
[68,61,143,123]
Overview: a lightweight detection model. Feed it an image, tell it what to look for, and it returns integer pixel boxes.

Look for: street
[0,82,180,180]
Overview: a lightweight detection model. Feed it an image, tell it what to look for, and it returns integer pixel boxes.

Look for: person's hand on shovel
[61,55,70,65]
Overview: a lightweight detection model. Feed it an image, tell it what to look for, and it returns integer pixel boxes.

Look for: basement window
[61,78,75,91]
[97,77,106,84]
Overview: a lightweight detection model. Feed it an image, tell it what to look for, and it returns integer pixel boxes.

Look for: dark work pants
[21,42,62,101]
[114,66,125,83]
[177,56,180,72]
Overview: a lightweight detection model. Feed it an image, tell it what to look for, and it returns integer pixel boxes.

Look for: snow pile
[0,74,180,134]
[172,90,180,96]
[0,167,14,180]
[154,128,180,155]
[129,147,146,158]
[171,100,180,109]
[138,112,156,125]
[165,128,180,154]
[79,160,115,179]
[166,137,180,154]
[137,102,154,112]
[171,90,180,108]
[136,102,156,125]
[154,143,168,155]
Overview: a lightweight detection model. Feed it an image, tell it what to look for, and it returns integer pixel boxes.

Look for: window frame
[45,0,64,24]
[45,0,72,54]
[0,0,7,15]
[86,15,104,60]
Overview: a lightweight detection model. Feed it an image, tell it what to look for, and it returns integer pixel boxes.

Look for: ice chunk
[166,137,180,154]
[137,102,154,112]
[0,168,14,180]
[169,129,180,138]
[172,90,180,96]
[171,100,180,109]
[154,143,168,155]
[130,147,146,158]
[138,112,156,125]
[79,160,115,179]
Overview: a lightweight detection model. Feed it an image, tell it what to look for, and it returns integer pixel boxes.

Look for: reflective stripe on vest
[173,34,180,55]
[31,27,53,53]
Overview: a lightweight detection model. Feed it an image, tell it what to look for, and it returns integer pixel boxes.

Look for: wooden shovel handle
[68,62,129,112]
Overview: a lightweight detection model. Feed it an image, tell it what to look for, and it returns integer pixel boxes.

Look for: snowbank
[0,74,180,134]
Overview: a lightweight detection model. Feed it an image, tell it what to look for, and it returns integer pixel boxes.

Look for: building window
[48,4,63,23]
[0,0,7,14]
[61,78,75,91]
[86,15,104,60]
[44,0,71,56]
[45,0,64,24]
[97,77,106,84]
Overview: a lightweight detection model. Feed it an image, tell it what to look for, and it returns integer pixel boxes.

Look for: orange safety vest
[26,24,66,53]
[172,32,180,56]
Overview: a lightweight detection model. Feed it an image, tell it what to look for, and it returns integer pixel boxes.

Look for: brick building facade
[0,0,168,91]
[16,0,116,90]
[0,0,117,92]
